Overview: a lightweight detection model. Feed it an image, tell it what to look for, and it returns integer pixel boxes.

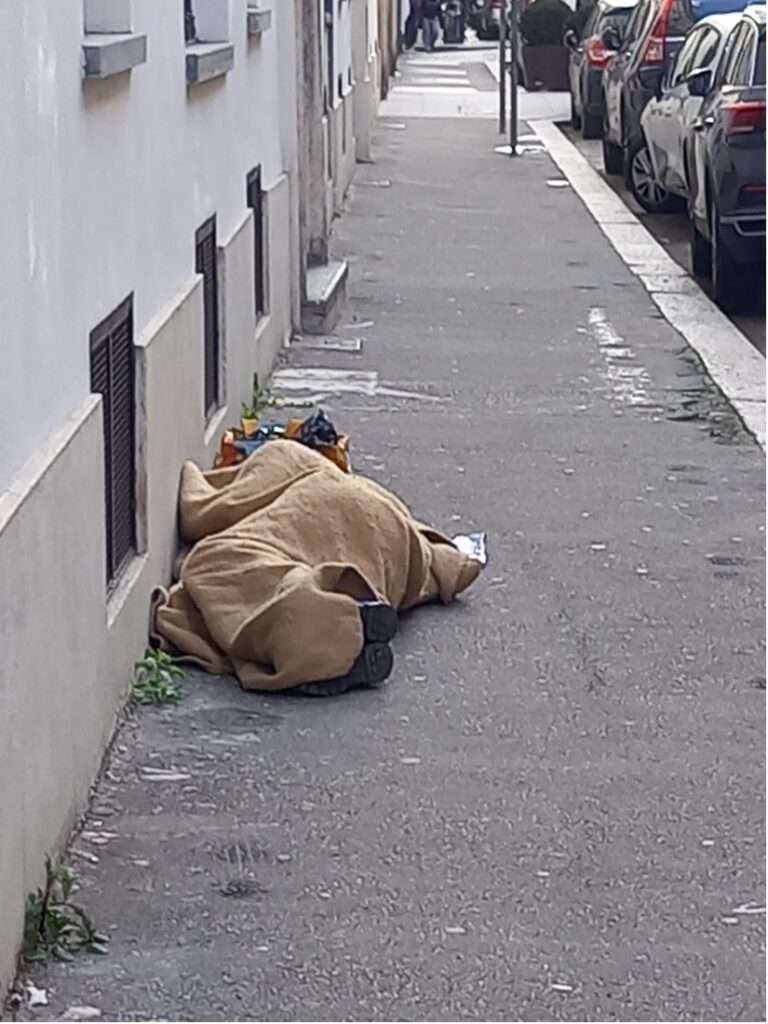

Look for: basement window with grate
[184,0,197,41]
[89,294,136,586]
[195,215,221,418]
[246,166,267,319]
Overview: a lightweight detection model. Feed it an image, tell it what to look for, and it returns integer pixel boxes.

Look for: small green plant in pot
[131,647,184,706]
[241,386,272,438]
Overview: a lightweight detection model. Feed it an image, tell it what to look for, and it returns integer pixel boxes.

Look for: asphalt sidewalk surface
[17,115,765,1022]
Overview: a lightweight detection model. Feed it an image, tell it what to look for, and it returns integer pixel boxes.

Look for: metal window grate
[195,215,220,417]
[90,295,136,585]
[184,0,197,42]
[246,166,266,317]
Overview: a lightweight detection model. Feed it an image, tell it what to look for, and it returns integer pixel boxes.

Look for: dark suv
[687,4,765,309]
[602,0,695,179]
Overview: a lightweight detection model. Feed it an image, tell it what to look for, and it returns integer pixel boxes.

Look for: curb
[534,120,766,450]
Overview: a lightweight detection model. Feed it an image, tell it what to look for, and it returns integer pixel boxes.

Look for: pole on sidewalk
[508,0,519,155]
[498,0,507,134]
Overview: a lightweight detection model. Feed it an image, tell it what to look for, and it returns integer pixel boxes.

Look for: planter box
[521,44,569,91]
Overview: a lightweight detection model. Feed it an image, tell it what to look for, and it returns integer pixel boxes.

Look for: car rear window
[600,6,634,29]
[755,35,766,84]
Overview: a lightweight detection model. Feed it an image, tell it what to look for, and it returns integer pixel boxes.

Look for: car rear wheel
[626,138,680,214]
[602,119,623,174]
[710,194,742,312]
[582,110,602,139]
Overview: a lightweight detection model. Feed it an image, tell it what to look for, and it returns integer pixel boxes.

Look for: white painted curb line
[534,120,766,449]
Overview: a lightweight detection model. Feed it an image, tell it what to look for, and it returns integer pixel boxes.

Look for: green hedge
[521,0,572,46]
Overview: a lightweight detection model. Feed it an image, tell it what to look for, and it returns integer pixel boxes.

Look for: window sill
[204,404,229,446]
[107,552,148,629]
[82,32,147,79]
[247,8,272,35]
[186,42,234,85]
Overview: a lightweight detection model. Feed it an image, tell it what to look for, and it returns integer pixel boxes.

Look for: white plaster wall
[0,0,297,485]
[0,0,302,992]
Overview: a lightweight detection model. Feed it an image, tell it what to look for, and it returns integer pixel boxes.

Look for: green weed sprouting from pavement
[23,859,108,963]
[131,647,185,706]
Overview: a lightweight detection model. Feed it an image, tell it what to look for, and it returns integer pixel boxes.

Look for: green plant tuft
[131,646,185,706]
[521,0,571,46]
[23,859,109,963]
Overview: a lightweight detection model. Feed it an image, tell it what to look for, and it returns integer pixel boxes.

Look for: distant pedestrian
[422,0,441,50]
[404,0,422,48]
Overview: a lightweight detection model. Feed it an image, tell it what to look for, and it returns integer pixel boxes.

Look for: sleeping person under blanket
[150,440,485,696]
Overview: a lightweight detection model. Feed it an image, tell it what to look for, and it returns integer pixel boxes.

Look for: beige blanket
[150,441,481,691]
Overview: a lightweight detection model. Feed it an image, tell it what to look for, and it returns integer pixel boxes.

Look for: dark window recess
[90,295,136,585]
[184,0,197,43]
[246,166,266,317]
[196,215,220,417]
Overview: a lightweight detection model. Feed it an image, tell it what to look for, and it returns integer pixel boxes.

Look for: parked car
[601,0,697,181]
[638,11,740,209]
[687,3,765,308]
[565,0,639,137]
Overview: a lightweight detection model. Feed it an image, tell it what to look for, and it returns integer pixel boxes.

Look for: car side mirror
[602,25,621,51]
[687,67,712,98]
[564,28,579,50]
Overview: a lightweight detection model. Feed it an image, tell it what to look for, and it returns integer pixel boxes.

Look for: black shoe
[359,601,398,644]
[295,642,394,697]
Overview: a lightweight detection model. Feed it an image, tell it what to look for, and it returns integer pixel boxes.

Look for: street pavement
[17,50,765,1024]
[561,125,766,358]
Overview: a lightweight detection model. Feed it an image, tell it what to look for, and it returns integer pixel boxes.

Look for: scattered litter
[25,984,48,1008]
[536,870,550,878]
[731,902,765,915]
[563,468,574,476]
[401,756,421,765]
[71,848,100,865]
[701,839,715,847]
[546,179,570,189]
[276,853,292,863]
[132,859,150,867]
[445,925,466,935]
[590,543,607,551]
[636,567,649,576]
[139,767,191,782]
[412,675,427,683]
[62,1007,102,1021]
[453,533,488,566]
[318,890,332,900]
[721,916,740,925]
[550,983,574,992]
[255,945,269,953]
[342,320,374,330]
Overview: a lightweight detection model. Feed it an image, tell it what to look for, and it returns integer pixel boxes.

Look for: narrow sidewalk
[19,115,765,1023]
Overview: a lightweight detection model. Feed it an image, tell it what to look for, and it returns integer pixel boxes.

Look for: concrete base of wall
[301,259,349,334]
[0,173,294,993]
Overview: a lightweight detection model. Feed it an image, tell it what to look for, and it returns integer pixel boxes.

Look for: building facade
[0,0,385,991]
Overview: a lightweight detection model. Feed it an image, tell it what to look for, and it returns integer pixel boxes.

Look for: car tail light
[738,184,766,207]
[640,0,671,64]
[724,100,766,135]
[586,36,611,68]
